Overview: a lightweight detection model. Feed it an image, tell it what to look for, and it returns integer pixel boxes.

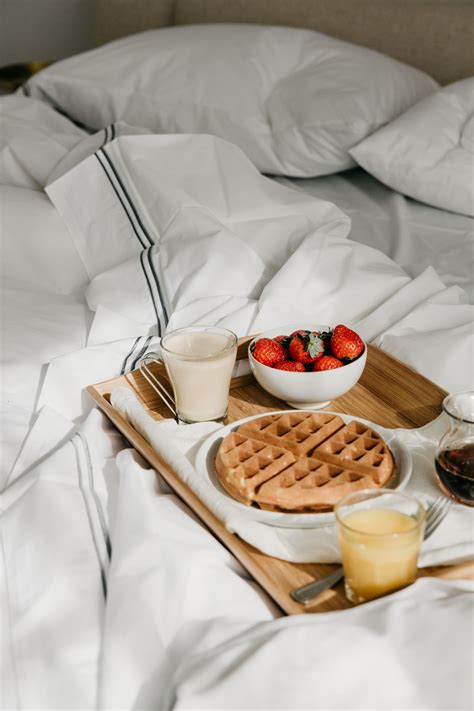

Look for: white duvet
[1,96,473,710]
[0,95,85,190]
[46,132,473,395]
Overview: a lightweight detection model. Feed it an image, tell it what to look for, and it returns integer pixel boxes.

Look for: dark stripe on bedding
[77,432,112,561]
[131,335,153,371]
[100,147,152,246]
[95,151,147,248]
[142,248,166,335]
[72,437,107,599]
[101,126,109,149]
[96,147,167,334]
[147,247,169,324]
[101,124,117,149]
[120,336,141,375]
[140,250,162,337]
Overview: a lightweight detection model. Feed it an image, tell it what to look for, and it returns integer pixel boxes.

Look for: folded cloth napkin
[110,388,474,565]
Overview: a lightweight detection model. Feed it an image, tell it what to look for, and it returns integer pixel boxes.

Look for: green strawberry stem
[305,332,324,358]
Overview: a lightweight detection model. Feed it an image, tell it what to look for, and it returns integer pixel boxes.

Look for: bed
[1,1,473,709]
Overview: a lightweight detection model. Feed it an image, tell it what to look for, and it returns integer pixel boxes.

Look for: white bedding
[44,132,473,395]
[1,95,473,710]
[0,184,90,488]
[277,170,474,304]
[0,95,85,190]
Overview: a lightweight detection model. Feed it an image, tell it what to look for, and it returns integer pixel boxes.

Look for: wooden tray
[87,338,473,615]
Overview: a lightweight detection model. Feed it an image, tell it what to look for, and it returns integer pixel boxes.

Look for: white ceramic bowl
[248,324,367,409]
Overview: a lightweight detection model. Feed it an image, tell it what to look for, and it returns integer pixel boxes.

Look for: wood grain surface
[87,339,473,615]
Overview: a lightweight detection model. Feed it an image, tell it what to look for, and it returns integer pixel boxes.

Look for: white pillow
[28,24,437,177]
[351,78,474,217]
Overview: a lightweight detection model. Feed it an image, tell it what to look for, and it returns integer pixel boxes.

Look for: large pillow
[28,24,437,177]
[351,78,474,217]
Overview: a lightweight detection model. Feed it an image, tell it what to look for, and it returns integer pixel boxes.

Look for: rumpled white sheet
[101,445,474,711]
[0,408,122,709]
[277,170,474,304]
[0,94,85,189]
[44,133,473,405]
[145,578,474,711]
[2,404,472,710]
[0,184,90,485]
[1,99,473,710]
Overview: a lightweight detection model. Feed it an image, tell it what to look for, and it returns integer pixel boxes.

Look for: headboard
[95,0,474,85]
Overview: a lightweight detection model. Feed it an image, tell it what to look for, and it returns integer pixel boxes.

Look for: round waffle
[215,411,396,512]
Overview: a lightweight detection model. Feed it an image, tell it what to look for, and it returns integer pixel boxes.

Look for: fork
[290,496,453,605]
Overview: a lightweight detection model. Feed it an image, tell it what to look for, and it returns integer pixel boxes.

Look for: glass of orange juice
[335,489,426,604]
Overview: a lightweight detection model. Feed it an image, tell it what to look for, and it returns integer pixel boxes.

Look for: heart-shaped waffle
[215,412,396,511]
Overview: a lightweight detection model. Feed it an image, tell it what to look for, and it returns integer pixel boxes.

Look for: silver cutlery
[290,496,452,605]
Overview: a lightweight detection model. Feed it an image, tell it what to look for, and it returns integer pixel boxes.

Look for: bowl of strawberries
[248,323,367,409]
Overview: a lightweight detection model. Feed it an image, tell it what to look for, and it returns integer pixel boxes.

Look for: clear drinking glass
[160,326,237,424]
[435,391,474,506]
[335,489,426,604]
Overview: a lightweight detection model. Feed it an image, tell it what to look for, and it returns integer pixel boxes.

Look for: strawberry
[252,338,286,367]
[273,334,290,356]
[274,360,305,372]
[313,355,343,371]
[330,325,364,361]
[290,329,310,337]
[288,332,325,364]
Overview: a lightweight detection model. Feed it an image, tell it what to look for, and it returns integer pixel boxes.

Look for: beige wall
[1,0,472,84]
[0,0,96,65]
[94,0,474,85]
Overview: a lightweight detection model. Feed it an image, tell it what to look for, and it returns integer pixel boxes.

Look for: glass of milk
[160,326,238,424]
[335,490,426,604]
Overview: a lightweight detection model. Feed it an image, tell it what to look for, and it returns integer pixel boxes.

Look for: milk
[338,508,423,603]
[161,329,237,423]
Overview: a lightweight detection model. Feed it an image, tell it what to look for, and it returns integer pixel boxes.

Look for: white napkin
[111,387,474,566]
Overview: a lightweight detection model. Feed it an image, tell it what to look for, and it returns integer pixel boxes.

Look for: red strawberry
[273,334,290,356]
[290,329,310,337]
[274,360,305,372]
[288,332,325,364]
[252,338,286,367]
[330,325,364,361]
[313,355,343,371]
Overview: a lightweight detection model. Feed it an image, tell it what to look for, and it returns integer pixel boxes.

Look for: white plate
[194,410,413,529]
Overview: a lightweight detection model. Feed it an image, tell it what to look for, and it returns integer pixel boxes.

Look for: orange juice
[338,508,423,602]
